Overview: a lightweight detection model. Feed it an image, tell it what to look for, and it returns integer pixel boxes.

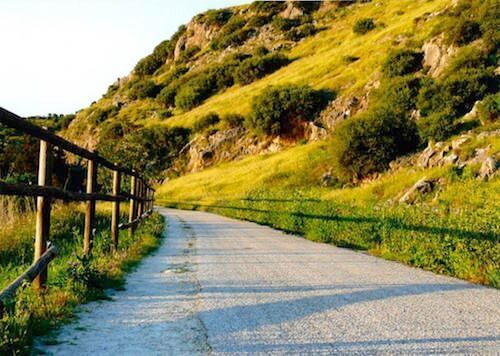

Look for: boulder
[417,143,437,168]
[399,177,436,204]
[305,122,328,141]
[479,157,497,180]
[422,35,456,77]
[279,1,304,19]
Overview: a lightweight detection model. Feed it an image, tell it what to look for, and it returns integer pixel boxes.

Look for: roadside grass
[0,202,164,354]
[157,131,499,287]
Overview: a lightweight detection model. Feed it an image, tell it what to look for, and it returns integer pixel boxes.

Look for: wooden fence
[0,107,155,308]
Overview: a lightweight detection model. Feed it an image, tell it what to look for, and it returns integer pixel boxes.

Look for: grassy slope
[148,0,448,130]
[157,128,500,287]
[153,1,499,287]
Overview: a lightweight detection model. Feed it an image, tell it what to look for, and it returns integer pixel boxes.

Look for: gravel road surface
[41,208,500,355]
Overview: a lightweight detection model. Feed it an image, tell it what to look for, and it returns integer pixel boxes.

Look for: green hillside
[60,0,500,285]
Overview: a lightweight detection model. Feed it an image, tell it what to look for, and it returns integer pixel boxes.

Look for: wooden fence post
[128,175,137,237]
[139,179,144,217]
[111,170,120,252]
[33,139,52,290]
[83,159,97,255]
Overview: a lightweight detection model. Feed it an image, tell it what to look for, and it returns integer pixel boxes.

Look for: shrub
[417,111,457,142]
[417,67,497,118]
[250,1,287,15]
[285,23,317,41]
[129,79,161,100]
[134,40,170,76]
[88,106,119,126]
[353,18,375,34]
[248,85,329,136]
[211,28,255,50]
[382,49,423,77]
[234,53,289,85]
[448,18,481,46]
[442,46,490,76]
[248,15,272,28]
[375,76,420,115]
[477,93,499,123]
[175,85,207,111]
[272,16,300,32]
[193,112,220,132]
[157,83,180,108]
[332,108,420,181]
[201,9,233,26]
[99,125,190,179]
[222,113,245,128]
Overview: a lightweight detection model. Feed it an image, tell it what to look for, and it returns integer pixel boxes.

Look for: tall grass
[163,188,499,287]
[0,202,164,354]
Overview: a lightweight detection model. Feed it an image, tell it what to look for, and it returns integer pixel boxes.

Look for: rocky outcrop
[174,20,220,60]
[280,1,304,19]
[305,122,328,141]
[479,157,497,180]
[422,35,456,77]
[399,177,438,204]
[319,95,368,130]
[184,128,299,172]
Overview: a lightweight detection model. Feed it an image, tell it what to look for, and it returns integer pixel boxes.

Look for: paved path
[42,208,499,355]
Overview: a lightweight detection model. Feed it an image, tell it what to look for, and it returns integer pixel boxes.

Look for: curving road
[41,208,500,355]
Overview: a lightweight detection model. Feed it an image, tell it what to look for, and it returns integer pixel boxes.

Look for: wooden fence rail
[0,107,155,307]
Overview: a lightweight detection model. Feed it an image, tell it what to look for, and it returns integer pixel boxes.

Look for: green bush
[88,106,119,126]
[193,112,220,133]
[248,85,329,136]
[248,15,272,27]
[353,18,375,34]
[382,49,423,77]
[157,83,181,108]
[234,52,289,85]
[477,93,499,123]
[272,16,300,32]
[285,23,317,41]
[250,1,287,15]
[134,40,172,76]
[175,85,207,111]
[211,28,255,50]
[442,45,490,77]
[200,9,233,26]
[133,26,186,76]
[332,108,420,181]
[222,113,245,128]
[129,79,161,100]
[449,18,481,46]
[417,111,457,142]
[99,125,190,179]
[375,76,420,115]
[417,67,497,118]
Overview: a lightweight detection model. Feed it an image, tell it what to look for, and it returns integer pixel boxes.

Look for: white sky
[0,0,248,117]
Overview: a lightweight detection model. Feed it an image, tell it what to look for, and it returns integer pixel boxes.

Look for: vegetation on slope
[156,130,499,287]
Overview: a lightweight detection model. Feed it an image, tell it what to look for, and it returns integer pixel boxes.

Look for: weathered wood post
[138,179,144,217]
[111,170,120,252]
[83,159,97,255]
[33,138,52,290]
[128,175,137,237]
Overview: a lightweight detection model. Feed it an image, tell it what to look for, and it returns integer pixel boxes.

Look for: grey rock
[479,157,497,180]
